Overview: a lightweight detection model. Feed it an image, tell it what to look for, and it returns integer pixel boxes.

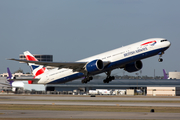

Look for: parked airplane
[1,68,45,92]
[9,38,171,84]
[0,68,28,92]
[0,68,14,87]
[6,67,15,86]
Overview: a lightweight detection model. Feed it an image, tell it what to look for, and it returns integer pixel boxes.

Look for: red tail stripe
[25,55,37,61]
[34,67,46,78]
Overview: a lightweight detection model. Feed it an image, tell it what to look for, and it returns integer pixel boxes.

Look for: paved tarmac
[1,95,180,101]
[0,95,180,119]
[0,110,180,119]
[0,95,180,107]
[0,100,180,107]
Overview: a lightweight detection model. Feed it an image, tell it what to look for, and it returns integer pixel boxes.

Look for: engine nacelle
[124,60,143,73]
[86,59,104,73]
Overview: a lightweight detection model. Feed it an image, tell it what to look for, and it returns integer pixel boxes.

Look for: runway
[0,100,180,107]
[0,95,180,107]
[1,95,180,101]
[0,95,180,119]
[0,110,180,119]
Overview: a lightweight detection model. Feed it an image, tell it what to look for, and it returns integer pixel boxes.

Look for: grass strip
[0,104,180,113]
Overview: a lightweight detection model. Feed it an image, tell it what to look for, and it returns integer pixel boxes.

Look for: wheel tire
[111,76,115,80]
[103,79,107,83]
[158,58,163,62]
[81,80,84,83]
[89,77,93,80]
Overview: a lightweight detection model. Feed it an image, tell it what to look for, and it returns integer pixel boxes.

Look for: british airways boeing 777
[9,38,171,84]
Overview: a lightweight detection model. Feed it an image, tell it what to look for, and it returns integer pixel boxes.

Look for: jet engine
[85,59,104,73]
[124,60,143,72]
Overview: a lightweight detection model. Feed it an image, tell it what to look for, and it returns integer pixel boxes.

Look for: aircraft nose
[167,41,171,48]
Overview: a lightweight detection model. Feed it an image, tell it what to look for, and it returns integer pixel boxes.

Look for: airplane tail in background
[163,69,169,79]
[7,67,13,86]
[24,51,48,79]
[7,67,13,79]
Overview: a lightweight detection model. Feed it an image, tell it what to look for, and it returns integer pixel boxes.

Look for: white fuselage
[38,38,171,84]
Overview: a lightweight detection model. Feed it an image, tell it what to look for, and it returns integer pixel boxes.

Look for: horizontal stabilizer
[8,78,40,81]
[0,82,12,86]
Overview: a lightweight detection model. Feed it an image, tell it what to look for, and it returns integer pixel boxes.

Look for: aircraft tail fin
[163,69,169,79]
[7,67,13,79]
[24,51,48,79]
[6,67,13,86]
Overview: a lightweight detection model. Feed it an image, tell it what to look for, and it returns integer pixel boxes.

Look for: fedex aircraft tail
[7,67,13,86]
[24,51,48,79]
[7,67,13,79]
[163,69,169,79]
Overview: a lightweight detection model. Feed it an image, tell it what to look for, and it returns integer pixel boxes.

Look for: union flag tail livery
[24,51,48,80]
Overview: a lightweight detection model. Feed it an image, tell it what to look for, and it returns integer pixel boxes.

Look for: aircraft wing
[8,58,110,72]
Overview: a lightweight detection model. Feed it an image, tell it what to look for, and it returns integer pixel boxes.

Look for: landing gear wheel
[81,76,93,84]
[111,76,115,80]
[103,79,109,83]
[81,79,86,83]
[158,58,163,62]
[103,76,115,83]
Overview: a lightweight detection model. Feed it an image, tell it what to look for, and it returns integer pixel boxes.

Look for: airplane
[8,38,171,84]
[1,68,45,92]
[0,68,28,92]
[6,67,15,85]
[0,68,14,87]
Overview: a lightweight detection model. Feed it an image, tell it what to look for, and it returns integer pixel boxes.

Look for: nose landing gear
[158,52,164,62]
[158,58,163,62]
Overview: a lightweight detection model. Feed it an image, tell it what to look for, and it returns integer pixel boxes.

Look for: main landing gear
[81,76,93,84]
[158,52,164,62]
[103,71,115,83]
[103,76,115,83]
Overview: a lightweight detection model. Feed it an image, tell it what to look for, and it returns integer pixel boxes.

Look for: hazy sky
[0,0,180,77]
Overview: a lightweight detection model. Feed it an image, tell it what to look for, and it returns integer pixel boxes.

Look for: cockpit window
[161,40,168,42]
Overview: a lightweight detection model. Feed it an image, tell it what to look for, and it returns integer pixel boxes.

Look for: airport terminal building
[19,54,53,62]
[1,75,180,96]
